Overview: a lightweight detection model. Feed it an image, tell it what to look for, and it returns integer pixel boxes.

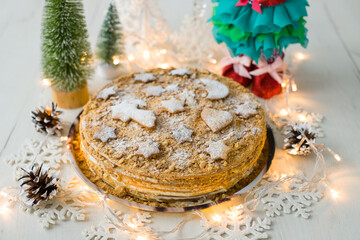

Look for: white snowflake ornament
[136,139,160,158]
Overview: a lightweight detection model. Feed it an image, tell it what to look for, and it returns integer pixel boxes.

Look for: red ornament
[259,0,287,7]
[251,73,282,99]
[222,64,253,87]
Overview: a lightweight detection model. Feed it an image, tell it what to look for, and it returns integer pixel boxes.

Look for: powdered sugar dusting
[178,89,196,106]
[171,125,193,143]
[169,149,192,169]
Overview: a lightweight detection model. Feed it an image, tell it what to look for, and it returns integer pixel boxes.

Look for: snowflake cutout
[83,210,155,240]
[134,73,157,83]
[258,173,323,219]
[4,138,68,179]
[97,86,117,100]
[206,205,271,240]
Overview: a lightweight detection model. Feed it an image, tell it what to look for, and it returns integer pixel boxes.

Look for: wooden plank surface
[0,0,359,239]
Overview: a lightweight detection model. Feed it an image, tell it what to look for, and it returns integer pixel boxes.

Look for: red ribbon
[235,0,262,14]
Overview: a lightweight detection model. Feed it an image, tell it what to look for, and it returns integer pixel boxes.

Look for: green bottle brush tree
[41,0,93,109]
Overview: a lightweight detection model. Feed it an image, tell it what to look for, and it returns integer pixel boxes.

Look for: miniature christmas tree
[96,2,124,67]
[41,0,92,93]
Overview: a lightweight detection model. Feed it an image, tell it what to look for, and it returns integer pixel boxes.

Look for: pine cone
[18,164,59,206]
[284,121,316,155]
[31,102,63,136]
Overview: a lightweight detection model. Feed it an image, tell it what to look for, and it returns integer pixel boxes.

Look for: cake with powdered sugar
[77,68,267,206]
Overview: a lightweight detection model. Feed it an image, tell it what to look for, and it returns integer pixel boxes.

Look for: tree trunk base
[51,85,89,109]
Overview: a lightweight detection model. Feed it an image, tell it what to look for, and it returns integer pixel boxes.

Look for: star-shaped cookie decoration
[92,124,117,143]
[143,85,165,97]
[134,73,157,83]
[161,97,185,113]
[201,108,233,132]
[96,86,117,100]
[172,125,193,143]
[205,140,231,160]
[169,68,191,76]
[135,139,160,158]
[234,103,259,118]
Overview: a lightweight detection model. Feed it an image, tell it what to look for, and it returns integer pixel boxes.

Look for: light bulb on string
[143,50,150,60]
[330,189,340,200]
[212,214,222,223]
[41,78,51,87]
[128,54,135,61]
[280,108,288,117]
[112,56,121,65]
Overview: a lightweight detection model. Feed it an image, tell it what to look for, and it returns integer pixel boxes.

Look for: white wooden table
[0,0,359,239]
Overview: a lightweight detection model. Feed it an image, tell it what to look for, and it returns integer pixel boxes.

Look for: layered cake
[77,68,267,206]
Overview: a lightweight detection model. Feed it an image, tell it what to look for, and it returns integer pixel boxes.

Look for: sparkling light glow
[295,52,307,61]
[281,82,287,88]
[209,58,217,64]
[42,78,51,87]
[330,189,340,199]
[298,114,306,122]
[158,63,170,69]
[60,136,68,141]
[113,56,120,65]
[136,236,148,240]
[128,54,135,61]
[212,214,222,223]
[159,49,167,54]
[280,109,288,116]
[291,82,298,92]
[334,154,342,162]
[143,51,150,60]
